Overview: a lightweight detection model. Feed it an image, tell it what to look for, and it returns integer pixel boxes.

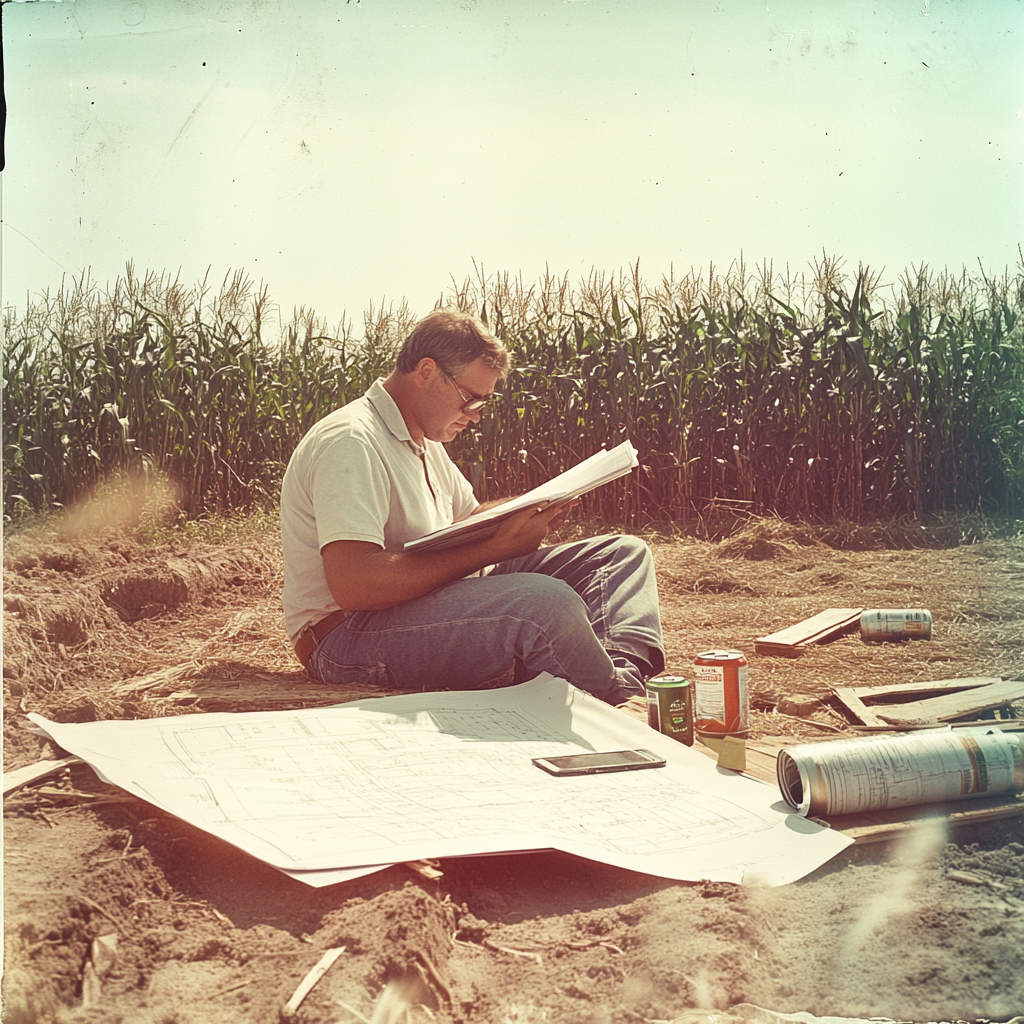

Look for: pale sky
[3,0,1022,329]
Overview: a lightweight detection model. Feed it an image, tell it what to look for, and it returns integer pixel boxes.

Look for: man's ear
[412,357,440,390]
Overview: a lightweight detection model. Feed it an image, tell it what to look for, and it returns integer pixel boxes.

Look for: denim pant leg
[308,570,624,699]
[490,534,665,675]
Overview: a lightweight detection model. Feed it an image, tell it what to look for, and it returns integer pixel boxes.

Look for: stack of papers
[404,440,639,552]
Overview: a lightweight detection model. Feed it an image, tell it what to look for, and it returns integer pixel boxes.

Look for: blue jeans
[307,534,665,703]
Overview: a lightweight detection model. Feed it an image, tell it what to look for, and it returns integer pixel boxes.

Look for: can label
[646,677,693,746]
[693,649,749,738]
[860,609,932,641]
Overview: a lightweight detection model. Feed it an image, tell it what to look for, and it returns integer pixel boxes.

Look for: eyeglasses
[441,368,491,413]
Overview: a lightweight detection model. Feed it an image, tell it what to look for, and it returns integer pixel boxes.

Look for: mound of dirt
[2,537,282,759]
[714,520,828,562]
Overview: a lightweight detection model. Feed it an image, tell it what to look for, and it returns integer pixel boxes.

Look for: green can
[646,676,694,746]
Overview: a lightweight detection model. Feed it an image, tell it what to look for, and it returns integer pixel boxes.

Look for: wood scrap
[842,676,1001,701]
[405,859,444,881]
[164,678,390,712]
[79,895,123,930]
[833,795,1024,844]
[414,950,452,1006]
[833,677,1019,727]
[80,962,103,1009]
[280,946,346,1021]
[871,679,1022,726]
[697,739,778,785]
[3,756,82,796]
[831,687,889,728]
[754,608,863,657]
[770,711,847,733]
[945,869,1007,890]
[851,720,1024,733]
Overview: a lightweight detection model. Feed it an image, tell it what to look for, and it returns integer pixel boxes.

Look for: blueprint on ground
[29,675,851,887]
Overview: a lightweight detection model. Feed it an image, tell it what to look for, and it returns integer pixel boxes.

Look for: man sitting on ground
[280,309,664,704]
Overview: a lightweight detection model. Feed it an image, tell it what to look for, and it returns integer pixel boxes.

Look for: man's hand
[484,499,578,562]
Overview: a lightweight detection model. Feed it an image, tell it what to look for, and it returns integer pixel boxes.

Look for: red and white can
[693,649,749,739]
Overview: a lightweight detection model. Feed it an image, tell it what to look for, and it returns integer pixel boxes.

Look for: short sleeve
[310,434,391,549]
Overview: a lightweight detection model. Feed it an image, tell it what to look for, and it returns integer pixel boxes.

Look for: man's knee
[594,533,654,570]
[514,572,584,613]
[496,574,596,639]
[614,533,652,558]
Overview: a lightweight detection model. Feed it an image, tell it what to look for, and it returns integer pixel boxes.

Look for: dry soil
[3,518,1023,1024]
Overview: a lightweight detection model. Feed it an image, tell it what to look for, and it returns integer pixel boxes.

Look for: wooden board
[163,678,396,713]
[754,608,863,657]
[3,756,82,796]
[826,794,1024,844]
[870,679,1023,726]
[834,678,1019,727]
[832,687,890,727]
[841,677,1001,701]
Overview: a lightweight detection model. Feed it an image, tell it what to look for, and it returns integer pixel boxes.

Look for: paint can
[646,676,693,746]
[693,649,749,739]
[860,609,933,641]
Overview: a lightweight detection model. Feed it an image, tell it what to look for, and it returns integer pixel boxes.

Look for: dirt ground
[3,515,1023,1024]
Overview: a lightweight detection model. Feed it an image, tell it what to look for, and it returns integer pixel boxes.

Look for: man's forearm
[324,539,502,612]
[322,501,572,612]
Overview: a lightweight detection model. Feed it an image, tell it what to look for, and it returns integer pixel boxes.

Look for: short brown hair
[396,309,509,376]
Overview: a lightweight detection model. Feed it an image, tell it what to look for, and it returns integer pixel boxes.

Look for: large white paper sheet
[29,676,850,887]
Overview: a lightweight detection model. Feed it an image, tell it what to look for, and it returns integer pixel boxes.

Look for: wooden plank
[850,721,1024,733]
[753,642,806,658]
[3,756,83,796]
[793,609,864,646]
[872,679,1023,726]
[163,678,397,712]
[756,608,863,647]
[734,744,780,785]
[693,739,782,785]
[846,677,1001,701]
[828,795,1024,844]
[832,686,890,727]
[754,608,863,656]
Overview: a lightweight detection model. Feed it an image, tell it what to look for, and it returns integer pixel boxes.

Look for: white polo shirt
[280,379,478,642]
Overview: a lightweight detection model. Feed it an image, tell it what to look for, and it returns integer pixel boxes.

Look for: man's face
[421,357,502,443]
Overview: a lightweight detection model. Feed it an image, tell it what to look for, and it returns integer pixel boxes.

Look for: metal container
[646,676,693,746]
[693,649,749,739]
[860,609,933,641]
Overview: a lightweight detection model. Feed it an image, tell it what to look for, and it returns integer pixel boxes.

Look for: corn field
[3,259,1023,526]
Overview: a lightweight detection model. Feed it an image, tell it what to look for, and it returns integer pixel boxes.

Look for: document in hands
[404,440,640,553]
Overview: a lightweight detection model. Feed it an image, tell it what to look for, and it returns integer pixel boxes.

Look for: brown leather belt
[294,609,349,672]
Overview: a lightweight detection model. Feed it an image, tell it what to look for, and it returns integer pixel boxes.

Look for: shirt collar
[366,379,426,455]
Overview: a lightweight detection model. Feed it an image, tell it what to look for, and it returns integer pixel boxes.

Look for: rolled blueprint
[777,727,1023,818]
